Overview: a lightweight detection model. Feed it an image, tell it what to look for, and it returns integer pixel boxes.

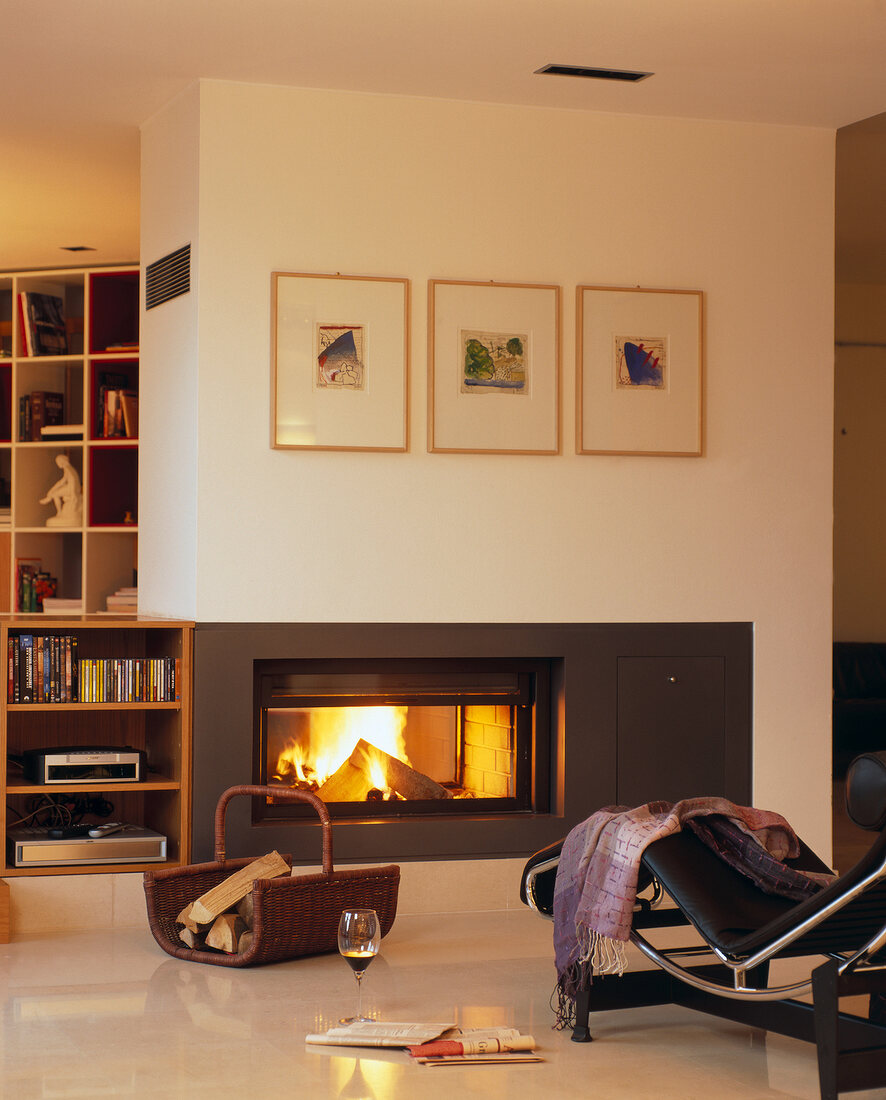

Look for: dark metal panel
[617,656,728,806]
[191,622,753,863]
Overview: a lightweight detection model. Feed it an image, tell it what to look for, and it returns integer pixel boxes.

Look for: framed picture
[272,272,409,451]
[577,285,704,457]
[428,279,560,454]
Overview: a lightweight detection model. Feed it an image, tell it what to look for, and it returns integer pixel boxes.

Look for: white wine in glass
[338,908,380,1024]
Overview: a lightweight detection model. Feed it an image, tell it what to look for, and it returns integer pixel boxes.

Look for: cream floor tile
[1,909,881,1099]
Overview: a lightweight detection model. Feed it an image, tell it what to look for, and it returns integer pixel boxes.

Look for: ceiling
[2,0,886,275]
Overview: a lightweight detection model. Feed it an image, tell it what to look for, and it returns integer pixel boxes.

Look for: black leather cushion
[642,824,886,960]
[847,751,886,830]
[640,830,813,956]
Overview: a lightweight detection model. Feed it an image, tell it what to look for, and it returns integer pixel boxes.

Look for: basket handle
[213,785,333,872]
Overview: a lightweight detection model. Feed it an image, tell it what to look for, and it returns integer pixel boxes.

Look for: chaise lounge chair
[520,751,886,1100]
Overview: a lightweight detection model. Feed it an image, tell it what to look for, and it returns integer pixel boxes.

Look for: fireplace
[253,658,550,820]
[191,622,752,864]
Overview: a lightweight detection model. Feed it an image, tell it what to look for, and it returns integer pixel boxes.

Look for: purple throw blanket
[552,797,834,1022]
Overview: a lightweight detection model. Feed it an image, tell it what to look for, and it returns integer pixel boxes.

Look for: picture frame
[576,285,704,457]
[272,272,409,451]
[428,279,560,454]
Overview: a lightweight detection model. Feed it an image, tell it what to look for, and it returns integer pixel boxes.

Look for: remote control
[88,822,125,838]
[48,824,92,839]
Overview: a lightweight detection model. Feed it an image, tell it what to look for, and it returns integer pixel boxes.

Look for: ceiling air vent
[145,243,191,310]
[535,64,653,83]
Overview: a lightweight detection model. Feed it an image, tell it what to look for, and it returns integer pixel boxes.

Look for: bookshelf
[0,266,139,615]
[1,616,192,876]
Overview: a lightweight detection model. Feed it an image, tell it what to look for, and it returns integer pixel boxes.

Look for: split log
[236,893,254,927]
[179,851,289,927]
[177,904,201,934]
[238,930,254,955]
[317,757,372,802]
[179,927,205,949]
[205,913,246,954]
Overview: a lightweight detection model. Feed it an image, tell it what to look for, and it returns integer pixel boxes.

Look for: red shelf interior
[89,272,139,355]
[89,446,138,526]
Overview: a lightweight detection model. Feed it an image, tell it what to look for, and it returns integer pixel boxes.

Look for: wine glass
[338,908,380,1024]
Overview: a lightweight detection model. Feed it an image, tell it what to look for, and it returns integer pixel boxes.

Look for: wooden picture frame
[577,285,704,457]
[428,279,560,454]
[272,272,409,451]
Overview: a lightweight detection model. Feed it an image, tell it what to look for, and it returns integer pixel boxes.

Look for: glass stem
[355,971,364,1018]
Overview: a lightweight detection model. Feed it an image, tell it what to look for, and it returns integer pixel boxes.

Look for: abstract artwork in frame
[428,279,560,454]
[272,272,409,451]
[577,285,703,456]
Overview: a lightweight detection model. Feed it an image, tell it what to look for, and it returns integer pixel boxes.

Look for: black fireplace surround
[192,622,752,864]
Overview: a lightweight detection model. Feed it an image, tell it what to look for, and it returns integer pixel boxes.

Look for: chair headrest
[846,752,886,830]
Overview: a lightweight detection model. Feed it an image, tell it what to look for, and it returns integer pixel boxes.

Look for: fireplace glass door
[254,659,550,820]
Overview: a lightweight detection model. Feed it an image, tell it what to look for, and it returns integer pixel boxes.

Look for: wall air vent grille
[145,244,191,310]
[535,64,653,83]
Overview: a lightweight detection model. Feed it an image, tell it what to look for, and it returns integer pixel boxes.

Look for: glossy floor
[2,908,882,1099]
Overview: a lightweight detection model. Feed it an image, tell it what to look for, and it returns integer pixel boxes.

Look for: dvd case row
[8,633,180,704]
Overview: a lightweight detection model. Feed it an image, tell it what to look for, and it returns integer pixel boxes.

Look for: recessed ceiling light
[60,245,96,252]
[535,63,653,83]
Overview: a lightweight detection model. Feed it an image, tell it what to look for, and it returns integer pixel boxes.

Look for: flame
[274,705,410,790]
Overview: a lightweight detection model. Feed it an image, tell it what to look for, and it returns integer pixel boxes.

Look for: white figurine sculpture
[41,455,82,527]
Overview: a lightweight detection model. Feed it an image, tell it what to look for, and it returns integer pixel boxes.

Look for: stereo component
[22,747,146,785]
[7,826,167,867]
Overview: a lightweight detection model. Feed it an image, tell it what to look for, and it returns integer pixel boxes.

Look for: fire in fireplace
[253,658,551,820]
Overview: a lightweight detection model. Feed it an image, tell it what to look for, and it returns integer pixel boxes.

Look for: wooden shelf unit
[0,266,139,615]
[1,616,192,876]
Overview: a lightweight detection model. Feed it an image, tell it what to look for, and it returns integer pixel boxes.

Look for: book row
[19,390,64,441]
[8,633,181,704]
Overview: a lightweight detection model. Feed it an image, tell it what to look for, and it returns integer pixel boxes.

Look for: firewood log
[177,904,200,934]
[236,892,254,927]
[179,927,205,949]
[181,851,289,927]
[351,739,453,800]
[205,913,246,954]
[238,930,254,955]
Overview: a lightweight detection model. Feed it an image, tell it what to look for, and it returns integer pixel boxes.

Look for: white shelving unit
[0,266,138,614]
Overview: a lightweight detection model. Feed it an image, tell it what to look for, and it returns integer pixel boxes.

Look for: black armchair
[521,752,886,1100]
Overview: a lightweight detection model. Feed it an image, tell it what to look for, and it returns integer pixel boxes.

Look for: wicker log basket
[143,785,400,967]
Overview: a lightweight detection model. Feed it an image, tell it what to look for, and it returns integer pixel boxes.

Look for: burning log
[317,738,452,802]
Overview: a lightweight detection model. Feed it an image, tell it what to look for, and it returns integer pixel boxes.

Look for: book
[120,390,139,438]
[29,391,64,440]
[20,293,68,356]
[95,371,128,437]
[39,597,83,614]
[40,424,84,441]
[19,635,34,703]
[18,395,31,442]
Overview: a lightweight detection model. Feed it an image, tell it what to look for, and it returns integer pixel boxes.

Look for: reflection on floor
[3,907,885,1099]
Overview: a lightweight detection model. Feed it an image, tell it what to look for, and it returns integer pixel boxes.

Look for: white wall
[139,86,201,619]
[141,81,835,854]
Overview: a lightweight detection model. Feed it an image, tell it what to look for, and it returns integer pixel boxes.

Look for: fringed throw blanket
[552,797,834,1026]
